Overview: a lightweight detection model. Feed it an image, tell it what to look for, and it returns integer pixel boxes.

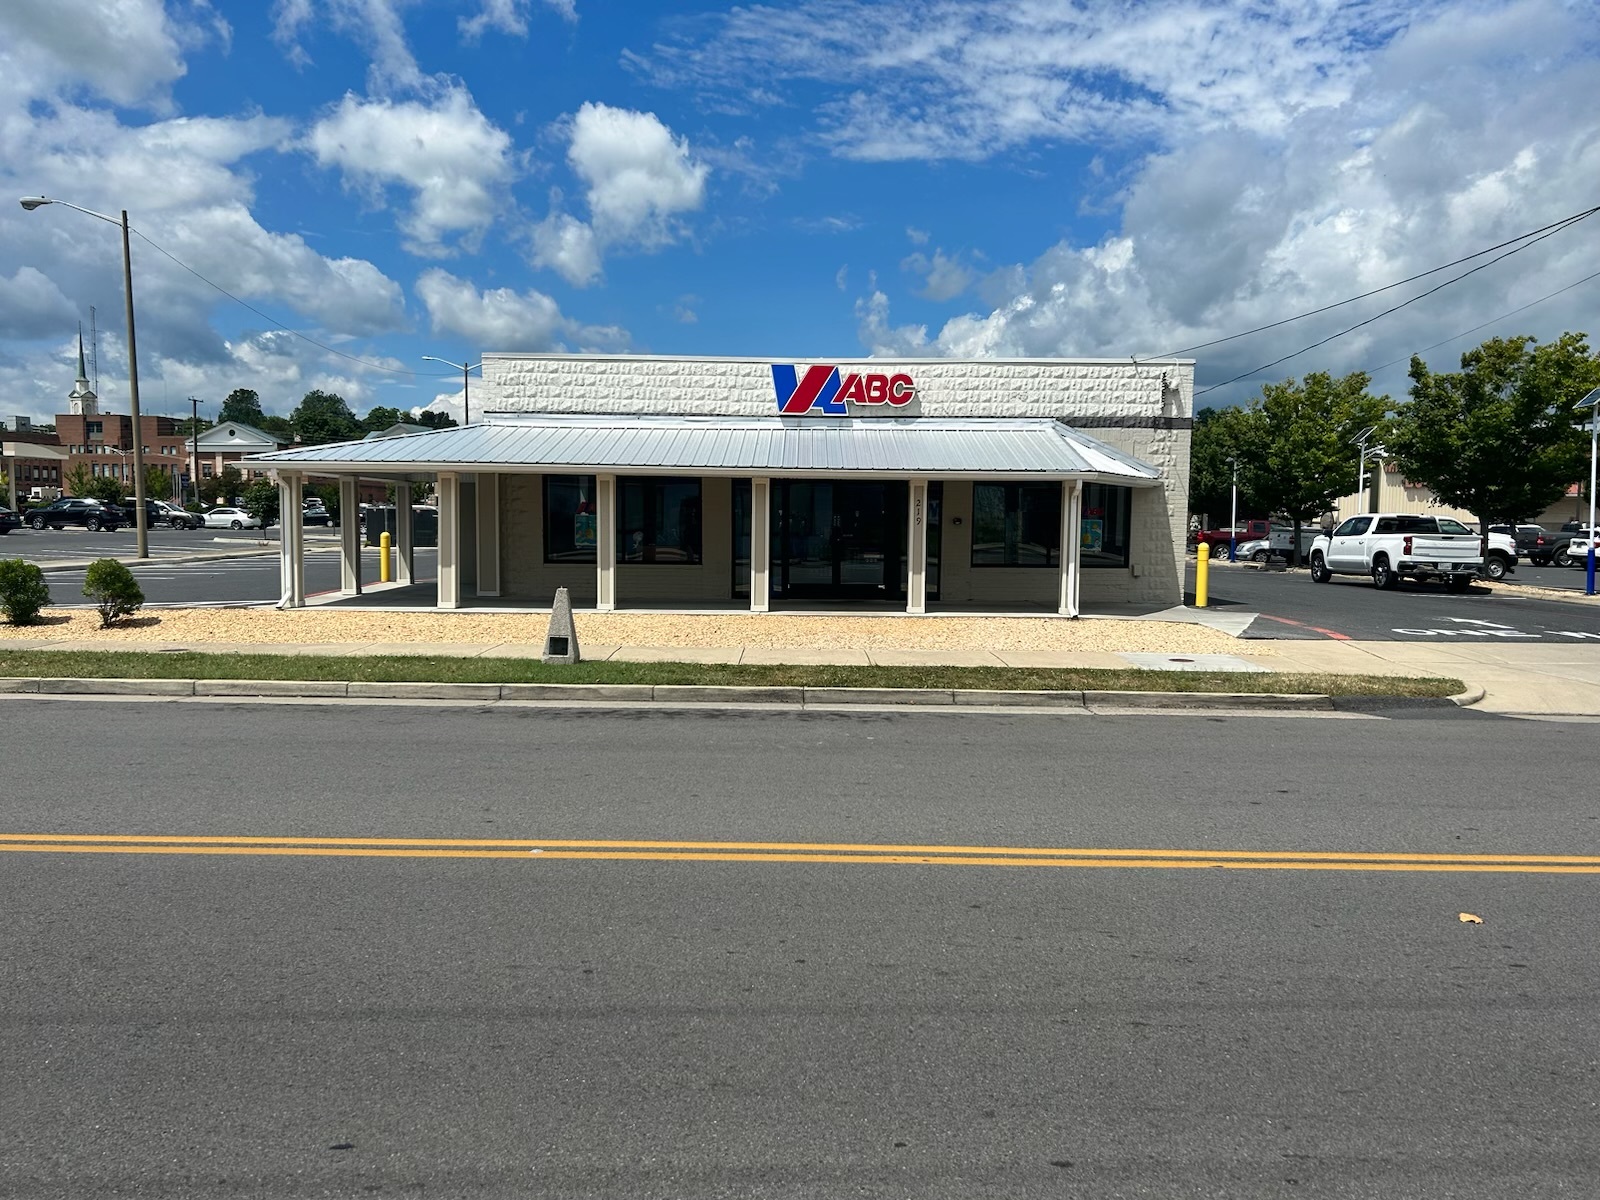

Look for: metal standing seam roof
[244,416,1165,481]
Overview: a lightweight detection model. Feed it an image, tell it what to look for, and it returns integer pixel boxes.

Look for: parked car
[26,498,126,531]
[1486,523,1569,568]
[1309,513,1482,591]
[202,506,261,530]
[153,499,204,529]
[302,503,335,527]
[1194,519,1271,554]
[0,506,21,534]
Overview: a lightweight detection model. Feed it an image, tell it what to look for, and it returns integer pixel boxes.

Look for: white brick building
[251,354,1195,614]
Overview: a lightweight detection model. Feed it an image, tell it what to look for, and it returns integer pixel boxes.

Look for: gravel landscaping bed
[0,607,1259,655]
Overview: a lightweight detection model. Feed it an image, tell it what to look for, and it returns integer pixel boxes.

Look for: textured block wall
[481,356,1193,607]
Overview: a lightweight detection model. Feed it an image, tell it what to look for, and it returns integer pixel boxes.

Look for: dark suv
[26,498,126,532]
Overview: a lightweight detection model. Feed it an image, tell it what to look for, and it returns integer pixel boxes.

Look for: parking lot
[1200,557,1600,641]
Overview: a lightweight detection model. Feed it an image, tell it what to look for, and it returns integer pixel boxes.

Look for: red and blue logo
[772,364,915,415]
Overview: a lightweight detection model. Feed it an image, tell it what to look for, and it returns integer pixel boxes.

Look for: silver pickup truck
[1309,513,1483,592]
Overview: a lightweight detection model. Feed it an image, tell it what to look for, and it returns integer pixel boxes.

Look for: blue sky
[1,0,1597,428]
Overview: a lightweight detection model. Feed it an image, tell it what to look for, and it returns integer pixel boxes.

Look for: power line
[127,227,460,379]
[1365,266,1600,375]
[1143,203,1600,363]
[1194,213,1595,397]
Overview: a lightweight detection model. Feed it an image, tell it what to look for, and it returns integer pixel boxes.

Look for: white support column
[395,483,414,585]
[277,473,296,608]
[1059,480,1082,617]
[751,477,771,613]
[596,473,617,612]
[278,472,305,609]
[437,471,461,609]
[906,477,928,614]
[339,476,361,594]
[476,472,501,597]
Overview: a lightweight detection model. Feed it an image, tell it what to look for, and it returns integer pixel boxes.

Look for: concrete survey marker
[1119,652,1269,673]
[542,587,581,664]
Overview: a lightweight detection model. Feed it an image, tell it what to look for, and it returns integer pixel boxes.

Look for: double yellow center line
[3,833,1599,873]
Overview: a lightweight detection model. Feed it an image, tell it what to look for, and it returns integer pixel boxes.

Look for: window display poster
[1080,518,1104,553]
[574,511,596,549]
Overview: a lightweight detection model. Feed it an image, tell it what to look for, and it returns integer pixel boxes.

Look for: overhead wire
[127,226,459,379]
[1193,211,1597,397]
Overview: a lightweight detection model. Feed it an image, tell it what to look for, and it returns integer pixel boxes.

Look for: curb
[32,548,279,574]
[1449,685,1486,708]
[0,675,1360,712]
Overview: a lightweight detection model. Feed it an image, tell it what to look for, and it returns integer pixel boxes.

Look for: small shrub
[82,559,145,628]
[0,559,51,625]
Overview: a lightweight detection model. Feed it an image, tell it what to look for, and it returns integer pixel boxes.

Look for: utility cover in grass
[1118,652,1269,673]
[543,586,580,664]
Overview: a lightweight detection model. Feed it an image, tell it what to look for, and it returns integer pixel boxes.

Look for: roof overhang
[245,414,1165,485]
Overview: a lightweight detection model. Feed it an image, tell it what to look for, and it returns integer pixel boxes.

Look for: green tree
[218,388,266,426]
[240,477,280,529]
[1249,371,1390,565]
[65,462,92,498]
[218,465,244,504]
[362,405,406,434]
[259,414,294,440]
[1389,333,1600,535]
[175,415,212,437]
[144,464,173,503]
[416,410,459,430]
[1189,404,1268,526]
[291,390,360,445]
[84,475,123,504]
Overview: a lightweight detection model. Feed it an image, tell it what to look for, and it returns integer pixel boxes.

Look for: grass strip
[0,649,1464,698]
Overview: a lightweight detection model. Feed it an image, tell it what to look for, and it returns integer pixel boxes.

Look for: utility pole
[190,396,200,508]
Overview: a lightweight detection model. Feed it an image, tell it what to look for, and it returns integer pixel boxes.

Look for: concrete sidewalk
[5,633,1594,715]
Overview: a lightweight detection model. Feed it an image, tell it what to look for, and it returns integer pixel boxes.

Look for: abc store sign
[772,363,919,416]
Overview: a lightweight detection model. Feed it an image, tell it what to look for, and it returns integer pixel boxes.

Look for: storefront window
[971,483,1060,567]
[619,478,702,564]
[544,475,598,564]
[1080,483,1132,568]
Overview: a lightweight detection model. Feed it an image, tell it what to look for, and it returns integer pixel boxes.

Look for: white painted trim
[750,476,770,613]
[596,473,616,611]
[907,477,928,614]
[437,472,460,609]
[339,476,361,595]
[395,486,414,585]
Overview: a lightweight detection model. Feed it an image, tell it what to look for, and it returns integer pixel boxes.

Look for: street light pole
[190,396,201,508]
[1227,456,1239,562]
[21,196,148,557]
[421,356,481,425]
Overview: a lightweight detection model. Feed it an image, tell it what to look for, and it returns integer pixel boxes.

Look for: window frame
[969,482,1062,569]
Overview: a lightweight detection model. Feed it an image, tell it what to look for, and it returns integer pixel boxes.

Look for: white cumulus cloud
[307,89,515,257]
[531,103,708,286]
[416,268,629,353]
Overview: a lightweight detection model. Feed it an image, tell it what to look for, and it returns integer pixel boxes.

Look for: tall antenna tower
[89,306,99,391]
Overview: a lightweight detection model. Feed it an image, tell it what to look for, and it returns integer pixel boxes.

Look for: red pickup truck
[1194,519,1271,552]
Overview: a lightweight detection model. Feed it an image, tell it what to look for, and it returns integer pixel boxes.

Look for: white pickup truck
[1309,513,1485,591]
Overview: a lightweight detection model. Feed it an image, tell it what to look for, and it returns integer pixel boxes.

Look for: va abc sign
[772,364,916,416]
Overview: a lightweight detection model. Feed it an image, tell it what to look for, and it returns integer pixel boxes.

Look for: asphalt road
[1199,559,1600,642]
[3,700,1598,1198]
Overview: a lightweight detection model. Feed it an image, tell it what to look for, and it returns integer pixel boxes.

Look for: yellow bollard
[380,530,392,583]
[1196,542,1210,607]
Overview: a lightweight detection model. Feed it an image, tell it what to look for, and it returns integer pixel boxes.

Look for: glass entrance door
[775,481,904,601]
[733,480,939,604]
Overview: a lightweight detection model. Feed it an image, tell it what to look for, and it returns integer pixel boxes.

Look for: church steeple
[67,325,98,416]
